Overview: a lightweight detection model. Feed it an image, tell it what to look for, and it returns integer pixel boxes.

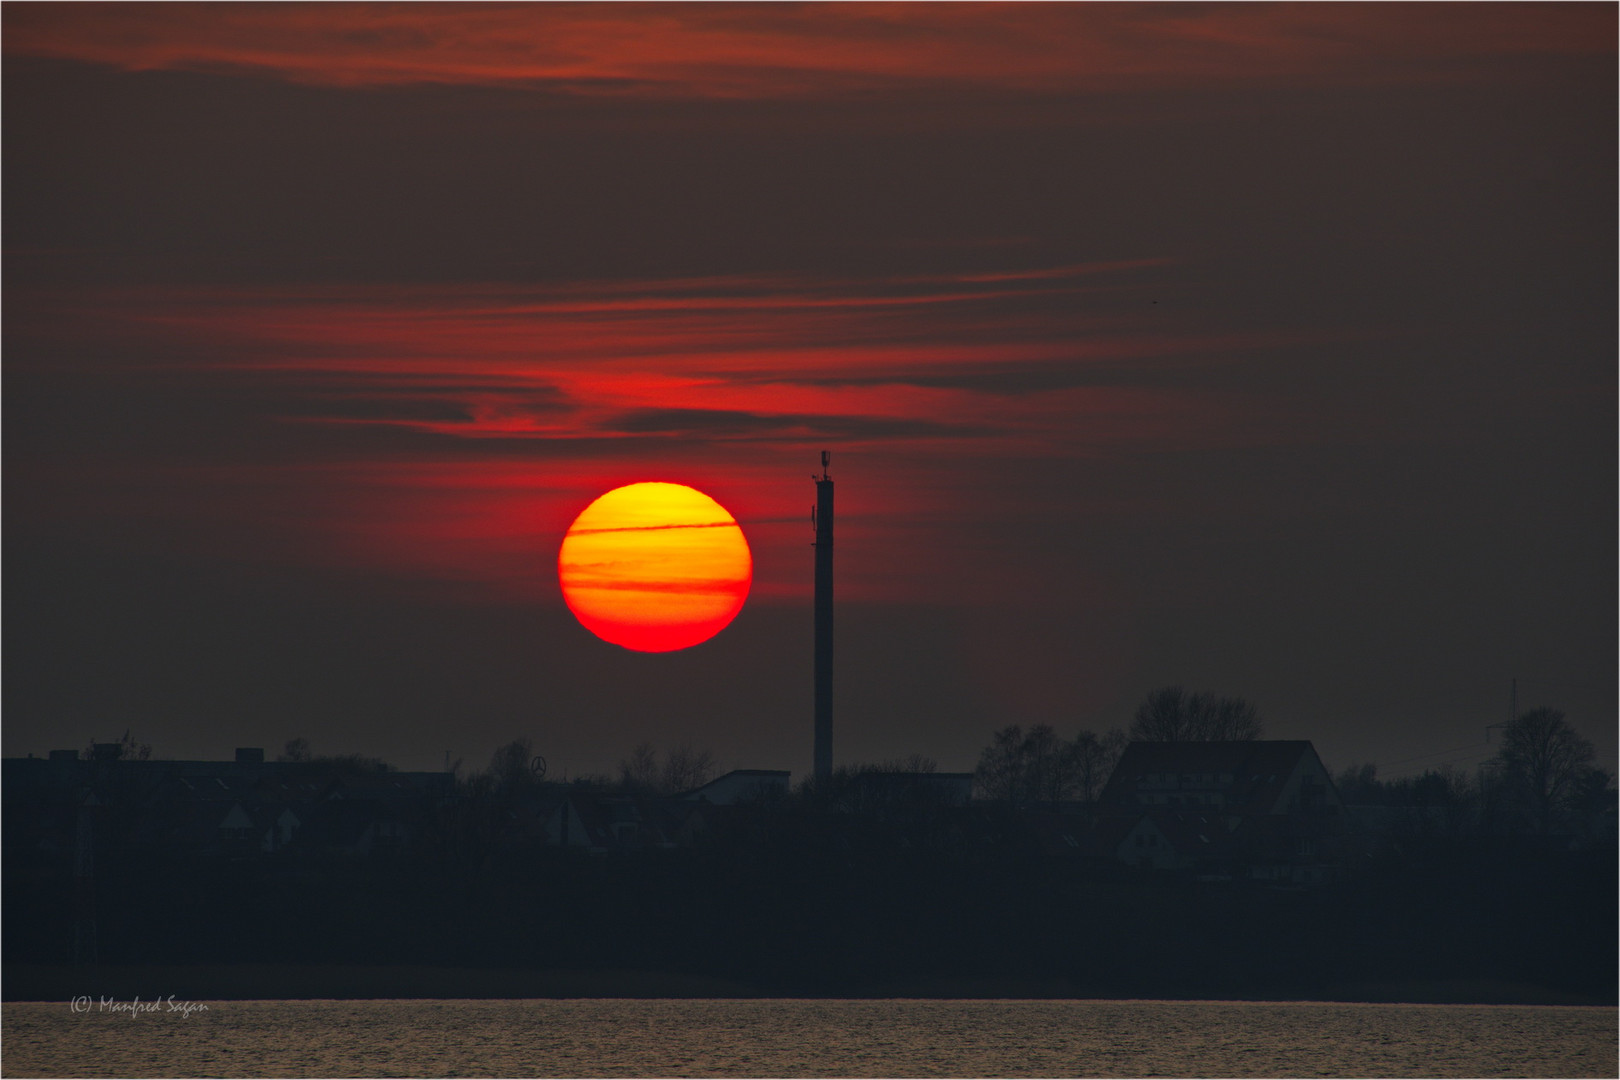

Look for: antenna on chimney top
[820,451,831,479]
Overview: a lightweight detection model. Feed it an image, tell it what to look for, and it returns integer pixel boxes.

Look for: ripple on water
[2,998,1615,1078]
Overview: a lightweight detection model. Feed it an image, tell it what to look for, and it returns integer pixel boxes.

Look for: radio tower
[812,451,834,783]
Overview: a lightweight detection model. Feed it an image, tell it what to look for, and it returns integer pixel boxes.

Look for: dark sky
[5,4,1615,782]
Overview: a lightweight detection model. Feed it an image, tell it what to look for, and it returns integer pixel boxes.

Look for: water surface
[4,998,1614,1077]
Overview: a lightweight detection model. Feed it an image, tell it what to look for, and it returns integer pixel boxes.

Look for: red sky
[6,4,1606,95]
[6,3,1614,781]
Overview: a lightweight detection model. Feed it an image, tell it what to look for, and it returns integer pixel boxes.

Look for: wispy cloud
[567,520,741,536]
[6,5,1607,98]
[13,258,1340,603]
[63,261,1238,452]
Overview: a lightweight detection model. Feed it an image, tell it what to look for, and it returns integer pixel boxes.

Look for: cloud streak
[6,4,1608,98]
[13,256,1298,602]
[567,520,741,536]
[35,259,1285,462]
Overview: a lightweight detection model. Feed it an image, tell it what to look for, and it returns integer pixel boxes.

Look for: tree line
[969,686,1613,838]
[973,685,1263,806]
[1335,707,1610,837]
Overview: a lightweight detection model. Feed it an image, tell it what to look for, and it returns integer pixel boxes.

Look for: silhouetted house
[254,805,302,853]
[218,802,257,843]
[4,752,458,864]
[289,772,453,856]
[681,769,791,805]
[675,801,727,846]
[1099,741,1341,816]
[544,791,691,853]
[1096,741,1346,882]
[295,799,405,858]
[546,793,611,851]
[1088,811,1228,872]
[1021,810,1091,857]
[150,799,264,856]
[249,774,330,810]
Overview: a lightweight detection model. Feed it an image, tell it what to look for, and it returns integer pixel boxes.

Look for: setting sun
[558,482,752,652]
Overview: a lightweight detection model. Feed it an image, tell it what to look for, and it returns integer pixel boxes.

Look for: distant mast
[812,451,834,783]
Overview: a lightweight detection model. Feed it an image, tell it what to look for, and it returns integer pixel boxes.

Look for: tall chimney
[813,451,834,782]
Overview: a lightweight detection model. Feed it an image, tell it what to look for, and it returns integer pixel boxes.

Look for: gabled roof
[1098,740,1326,815]
[550,791,615,849]
[548,790,694,848]
[680,769,791,804]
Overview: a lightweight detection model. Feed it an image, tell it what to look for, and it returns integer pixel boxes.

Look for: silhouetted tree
[806,757,950,816]
[662,742,715,794]
[279,737,312,763]
[310,753,394,775]
[875,754,938,774]
[1490,708,1596,834]
[1564,765,1618,841]
[1023,725,1065,807]
[1335,762,1380,803]
[488,738,539,792]
[83,729,152,761]
[1402,765,1480,836]
[974,724,1096,808]
[1129,686,1263,741]
[613,741,718,795]
[974,725,1030,804]
[976,730,1011,805]
[1071,728,1128,802]
[619,741,661,792]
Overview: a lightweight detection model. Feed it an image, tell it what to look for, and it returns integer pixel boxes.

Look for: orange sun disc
[558,482,753,652]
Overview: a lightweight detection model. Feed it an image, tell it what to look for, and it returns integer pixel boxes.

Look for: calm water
[3,998,1614,1078]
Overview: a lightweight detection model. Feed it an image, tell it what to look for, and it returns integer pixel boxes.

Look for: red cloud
[16,260,1349,606]
[6,4,1609,98]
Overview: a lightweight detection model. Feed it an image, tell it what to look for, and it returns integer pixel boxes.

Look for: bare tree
[1491,708,1595,834]
[83,729,152,762]
[975,725,1030,804]
[1071,728,1128,802]
[1022,725,1064,808]
[618,742,660,792]
[1410,765,1480,837]
[661,742,715,794]
[1201,696,1263,740]
[974,725,1093,808]
[1130,687,1191,740]
[1334,762,1380,803]
[489,738,538,792]
[881,754,938,774]
[1129,686,1263,741]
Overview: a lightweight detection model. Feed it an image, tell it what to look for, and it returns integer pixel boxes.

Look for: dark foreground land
[6,823,1614,1005]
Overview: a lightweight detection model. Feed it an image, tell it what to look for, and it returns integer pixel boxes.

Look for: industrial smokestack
[812,451,834,782]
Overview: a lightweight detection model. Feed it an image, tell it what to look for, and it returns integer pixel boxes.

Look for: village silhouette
[6,687,1612,1004]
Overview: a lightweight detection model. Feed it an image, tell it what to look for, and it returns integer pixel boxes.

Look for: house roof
[1098,741,1326,815]
[680,769,791,802]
